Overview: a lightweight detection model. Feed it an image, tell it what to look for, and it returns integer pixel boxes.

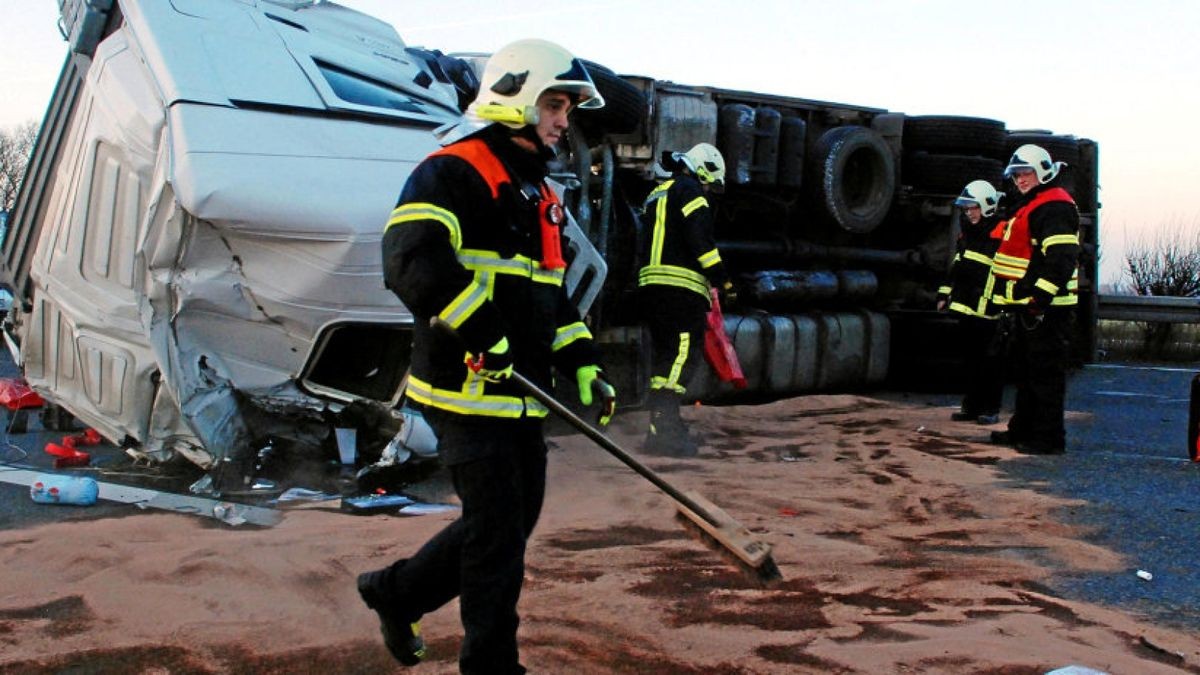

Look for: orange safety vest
[990,187,1074,281]
[430,139,566,270]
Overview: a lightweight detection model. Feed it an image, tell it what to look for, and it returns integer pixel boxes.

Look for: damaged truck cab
[2,0,480,481]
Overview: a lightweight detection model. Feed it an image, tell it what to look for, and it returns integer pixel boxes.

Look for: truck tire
[809,125,896,234]
[1004,132,1081,167]
[903,116,1007,159]
[576,60,647,138]
[902,152,1003,196]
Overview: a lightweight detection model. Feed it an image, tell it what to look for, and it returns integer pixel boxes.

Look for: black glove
[1019,299,1044,330]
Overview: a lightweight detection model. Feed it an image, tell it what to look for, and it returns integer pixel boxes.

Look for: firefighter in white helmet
[360,38,614,672]
[939,179,1006,425]
[637,142,735,456]
[989,143,1080,455]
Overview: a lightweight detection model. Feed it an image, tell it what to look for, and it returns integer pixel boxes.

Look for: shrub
[1121,222,1200,358]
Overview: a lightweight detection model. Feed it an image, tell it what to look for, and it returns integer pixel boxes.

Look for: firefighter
[357,38,616,673]
[988,144,1080,455]
[938,179,1006,425]
[637,142,734,457]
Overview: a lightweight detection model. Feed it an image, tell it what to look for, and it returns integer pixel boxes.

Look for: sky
[2,0,1198,286]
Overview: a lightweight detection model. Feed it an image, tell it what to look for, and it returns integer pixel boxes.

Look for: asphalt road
[2,356,1198,633]
[890,362,1200,633]
[1005,363,1200,632]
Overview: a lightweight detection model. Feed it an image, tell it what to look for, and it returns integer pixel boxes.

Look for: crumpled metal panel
[23,0,455,469]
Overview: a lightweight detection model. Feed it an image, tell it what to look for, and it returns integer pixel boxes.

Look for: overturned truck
[1,0,1098,482]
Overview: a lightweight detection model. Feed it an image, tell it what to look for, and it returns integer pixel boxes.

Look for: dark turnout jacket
[991,177,1081,309]
[637,172,729,306]
[381,124,599,427]
[939,214,1003,318]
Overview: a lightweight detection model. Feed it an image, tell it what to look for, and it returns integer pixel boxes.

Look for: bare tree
[1121,222,1200,356]
[0,121,39,213]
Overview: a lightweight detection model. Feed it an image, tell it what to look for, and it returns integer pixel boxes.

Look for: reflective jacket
[381,125,599,421]
[637,173,729,304]
[990,183,1080,308]
[939,213,1002,318]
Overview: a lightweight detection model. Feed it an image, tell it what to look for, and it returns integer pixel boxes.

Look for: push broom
[433,318,782,584]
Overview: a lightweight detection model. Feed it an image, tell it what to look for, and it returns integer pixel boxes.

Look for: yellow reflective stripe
[408,376,548,418]
[991,279,1028,306]
[1050,294,1078,306]
[638,265,710,299]
[948,301,976,315]
[991,265,1025,280]
[531,265,565,286]
[458,249,529,274]
[1035,278,1059,295]
[644,180,673,267]
[991,252,1028,280]
[1042,233,1080,254]
[665,332,690,389]
[457,249,565,286]
[937,285,951,295]
[651,194,669,265]
[438,280,488,328]
[993,252,1028,268]
[649,376,687,394]
[644,181,671,205]
[962,250,993,265]
[681,195,708,217]
[981,273,997,315]
[698,248,722,269]
[388,203,461,251]
[553,322,592,351]
[638,265,708,286]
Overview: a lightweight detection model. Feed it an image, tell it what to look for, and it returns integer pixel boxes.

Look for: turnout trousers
[1007,307,1075,450]
[366,416,547,675]
[957,314,1005,417]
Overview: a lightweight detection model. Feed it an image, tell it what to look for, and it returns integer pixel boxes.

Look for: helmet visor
[1004,164,1036,179]
[550,58,604,109]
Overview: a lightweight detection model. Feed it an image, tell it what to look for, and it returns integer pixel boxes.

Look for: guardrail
[1097,294,1200,324]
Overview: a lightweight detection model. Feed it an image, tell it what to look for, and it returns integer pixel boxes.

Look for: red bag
[703,289,747,389]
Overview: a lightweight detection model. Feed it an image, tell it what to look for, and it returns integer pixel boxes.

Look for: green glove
[576,365,616,426]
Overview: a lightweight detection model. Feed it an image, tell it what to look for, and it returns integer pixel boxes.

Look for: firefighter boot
[643,390,698,457]
[357,570,426,666]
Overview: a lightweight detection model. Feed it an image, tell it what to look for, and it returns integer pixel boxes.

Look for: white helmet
[674,143,726,188]
[1004,143,1064,184]
[468,38,604,128]
[954,179,1002,217]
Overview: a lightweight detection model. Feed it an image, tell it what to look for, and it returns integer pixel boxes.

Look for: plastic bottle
[29,473,99,506]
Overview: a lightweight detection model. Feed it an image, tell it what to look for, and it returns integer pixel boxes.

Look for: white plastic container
[30,474,99,506]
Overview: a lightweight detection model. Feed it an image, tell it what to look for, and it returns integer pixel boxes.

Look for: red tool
[703,289,747,389]
[44,428,102,468]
